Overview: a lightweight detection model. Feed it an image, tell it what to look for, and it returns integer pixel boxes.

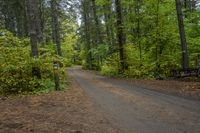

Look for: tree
[26,0,41,78]
[91,0,102,45]
[103,1,115,47]
[175,0,189,69]
[115,0,126,72]
[82,0,92,69]
[51,0,62,56]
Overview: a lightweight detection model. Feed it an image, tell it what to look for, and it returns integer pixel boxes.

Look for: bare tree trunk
[51,0,62,56]
[115,0,126,72]
[83,0,92,70]
[175,0,189,69]
[24,0,29,37]
[91,0,102,68]
[37,0,44,47]
[26,0,41,78]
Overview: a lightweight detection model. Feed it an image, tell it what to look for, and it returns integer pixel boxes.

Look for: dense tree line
[79,0,200,77]
[0,0,79,94]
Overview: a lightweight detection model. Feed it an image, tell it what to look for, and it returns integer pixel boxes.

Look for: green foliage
[0,31,36,94]
[90,44,109,60]
[0,29,67,95]
[80,0,200,79]
[61,33,79,67]
[101,53,119,76]
[90,44,109,70]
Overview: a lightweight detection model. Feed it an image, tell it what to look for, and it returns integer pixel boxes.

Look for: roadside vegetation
[0,0,79,95]
[0,29,69,95]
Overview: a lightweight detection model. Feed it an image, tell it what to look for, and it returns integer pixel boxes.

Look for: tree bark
[82,0,92,70]
[26,0,41,78]
[51,0,62,56]
[115,0,126,72]
[175,0,189,69]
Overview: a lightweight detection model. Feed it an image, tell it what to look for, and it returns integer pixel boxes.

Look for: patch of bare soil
[0,79,118,133]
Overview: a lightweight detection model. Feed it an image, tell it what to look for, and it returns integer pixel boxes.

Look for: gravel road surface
[68,67,200,133]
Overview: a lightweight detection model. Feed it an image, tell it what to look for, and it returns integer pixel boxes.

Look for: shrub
[0,29,66,95]
[101,53,119,76]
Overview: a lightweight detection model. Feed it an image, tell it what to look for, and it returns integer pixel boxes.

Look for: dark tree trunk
[115,0,126,72]
[82,0,92,70]
[23,0,29,37]
[51,0,62,56]
[91,0,103,68]
[26,0,41,78]
[175,0,189,69]
[38,0,44,46]
[3,1,16,34]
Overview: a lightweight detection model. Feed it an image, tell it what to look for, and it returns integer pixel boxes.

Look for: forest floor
[0,78,118,133]
[0,67,200,133]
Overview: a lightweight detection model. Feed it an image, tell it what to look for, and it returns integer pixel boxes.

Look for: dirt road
[68,67,200,133]
[0,74,118,133]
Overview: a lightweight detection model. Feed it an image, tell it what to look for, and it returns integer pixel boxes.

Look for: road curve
[68,67,200,133]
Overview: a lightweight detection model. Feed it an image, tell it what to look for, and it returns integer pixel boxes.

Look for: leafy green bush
[101,53,119,76]
[0,29,66,95]
[0,30,39,94]
[100,43,182,78]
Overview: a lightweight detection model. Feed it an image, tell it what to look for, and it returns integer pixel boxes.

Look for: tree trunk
[38,0,44,46]
[82,0,92,70]
[175,0,189,69]
[115,0,126,72]
[3,1,16,34]
[91,0,102,45]
[26,0,41,79]
[23,0,29,37]
[51,0,62,56]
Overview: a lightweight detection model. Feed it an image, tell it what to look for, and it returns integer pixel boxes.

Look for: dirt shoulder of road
[87,69,200,100]
[0,78,118,133]
[126,78,200,100]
